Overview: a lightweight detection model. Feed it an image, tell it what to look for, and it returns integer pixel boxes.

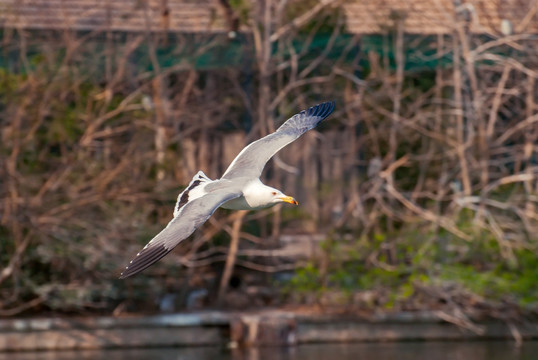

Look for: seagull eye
[272,191,277,195]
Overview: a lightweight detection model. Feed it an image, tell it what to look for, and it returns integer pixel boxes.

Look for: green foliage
[229,0,251,25]
[285,220,538,310]
[287,262,322,293]
[284,0,346,34]
[436,246,538,306]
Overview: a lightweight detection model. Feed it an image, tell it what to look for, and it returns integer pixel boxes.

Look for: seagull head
[242,182,299,209]
[269,188,298,206]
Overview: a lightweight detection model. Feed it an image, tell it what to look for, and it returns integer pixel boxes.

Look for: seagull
[120,101,335,278]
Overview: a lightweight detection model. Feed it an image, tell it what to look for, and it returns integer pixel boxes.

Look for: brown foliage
[0,1,537,315]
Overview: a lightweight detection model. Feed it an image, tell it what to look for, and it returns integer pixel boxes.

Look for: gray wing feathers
[120,191,241,278]
[221,101,335,179]
[276,101,335,134]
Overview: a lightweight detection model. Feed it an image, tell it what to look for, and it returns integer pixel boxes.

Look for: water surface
[2,341,536,360]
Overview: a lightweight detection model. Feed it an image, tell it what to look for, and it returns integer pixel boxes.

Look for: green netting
[0,31,461,75]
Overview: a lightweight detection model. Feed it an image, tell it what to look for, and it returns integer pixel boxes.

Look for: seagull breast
[221,179,273,210]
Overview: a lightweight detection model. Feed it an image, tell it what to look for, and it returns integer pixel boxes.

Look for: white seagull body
[120,101,335,278]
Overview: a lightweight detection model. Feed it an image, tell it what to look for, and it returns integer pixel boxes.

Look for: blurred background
[0,0,537,324]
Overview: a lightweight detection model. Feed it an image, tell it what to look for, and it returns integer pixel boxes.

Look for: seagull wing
[221,101,335,180]
[120,189,242,278]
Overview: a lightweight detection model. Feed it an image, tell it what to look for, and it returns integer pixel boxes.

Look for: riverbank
[1,310,537,351]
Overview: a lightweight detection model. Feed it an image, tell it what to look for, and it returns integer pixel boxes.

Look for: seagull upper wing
[221,101,335,180]
[120,189,242,278]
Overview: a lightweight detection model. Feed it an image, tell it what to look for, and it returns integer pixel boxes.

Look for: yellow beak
[280,196,298,205]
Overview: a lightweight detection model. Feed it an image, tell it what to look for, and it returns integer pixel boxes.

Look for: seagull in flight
[120,101,335,278]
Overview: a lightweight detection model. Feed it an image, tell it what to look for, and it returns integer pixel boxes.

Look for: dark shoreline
[1,310,537,352]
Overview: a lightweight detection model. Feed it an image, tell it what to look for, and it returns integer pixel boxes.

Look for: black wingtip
[119,267,134,279]
[307,101,335,119]
[119,243,171,279]
[118,270,131,279]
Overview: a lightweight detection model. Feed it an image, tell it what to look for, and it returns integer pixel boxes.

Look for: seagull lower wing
[120,191,241,278]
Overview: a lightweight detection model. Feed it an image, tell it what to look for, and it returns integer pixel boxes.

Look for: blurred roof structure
[344,0,538,35]
[0,0,228,33]
[0,0,536,35]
